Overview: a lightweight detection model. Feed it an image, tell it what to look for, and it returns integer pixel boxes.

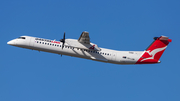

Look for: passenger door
[111,53,116,61]
[29,38,34,47]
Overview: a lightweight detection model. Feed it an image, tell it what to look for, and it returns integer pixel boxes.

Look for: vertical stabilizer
[136,36,172,64]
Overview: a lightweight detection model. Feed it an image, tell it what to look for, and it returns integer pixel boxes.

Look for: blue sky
[1,0,180,101]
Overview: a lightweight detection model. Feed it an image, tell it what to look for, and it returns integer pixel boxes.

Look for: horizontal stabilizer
[154,36,172,42]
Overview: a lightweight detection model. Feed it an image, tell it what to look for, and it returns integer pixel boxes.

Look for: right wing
[66,31,101,51]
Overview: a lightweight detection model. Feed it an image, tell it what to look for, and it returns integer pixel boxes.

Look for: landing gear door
[111,53,116,61]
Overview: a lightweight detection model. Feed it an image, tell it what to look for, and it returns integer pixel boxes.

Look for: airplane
[7,31,172,65]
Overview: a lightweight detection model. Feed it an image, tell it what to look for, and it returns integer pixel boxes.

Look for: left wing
[78,31,90,44]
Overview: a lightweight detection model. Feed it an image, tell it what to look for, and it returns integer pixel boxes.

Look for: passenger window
[40,42,41,44]
[47,43,49,45]
[57,45,59,47]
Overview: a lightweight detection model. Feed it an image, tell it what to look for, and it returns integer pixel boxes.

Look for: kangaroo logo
[89,45,95,50]
[141,46,167,62]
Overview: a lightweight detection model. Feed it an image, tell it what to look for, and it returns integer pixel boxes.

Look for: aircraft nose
[7,40,15,45]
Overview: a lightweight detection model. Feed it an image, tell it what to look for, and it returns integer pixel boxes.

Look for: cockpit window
[17,37,26,39]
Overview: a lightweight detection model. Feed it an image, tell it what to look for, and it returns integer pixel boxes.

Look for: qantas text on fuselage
[7,31,172,65]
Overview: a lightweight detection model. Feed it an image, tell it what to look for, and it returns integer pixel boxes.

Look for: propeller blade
[60,32,66,50]
[62,42,65,49]
[63,32,65,40]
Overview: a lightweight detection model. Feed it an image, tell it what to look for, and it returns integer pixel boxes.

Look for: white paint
[7,36,150,65]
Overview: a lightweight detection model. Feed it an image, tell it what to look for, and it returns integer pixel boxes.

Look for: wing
[78,31,90,44]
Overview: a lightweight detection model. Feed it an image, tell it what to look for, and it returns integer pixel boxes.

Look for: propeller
[60,32,66,49]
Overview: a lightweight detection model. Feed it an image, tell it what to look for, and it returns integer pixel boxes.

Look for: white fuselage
[7,36,144,64]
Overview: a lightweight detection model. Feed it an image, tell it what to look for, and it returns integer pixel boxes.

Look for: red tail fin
[136,36,172,64]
